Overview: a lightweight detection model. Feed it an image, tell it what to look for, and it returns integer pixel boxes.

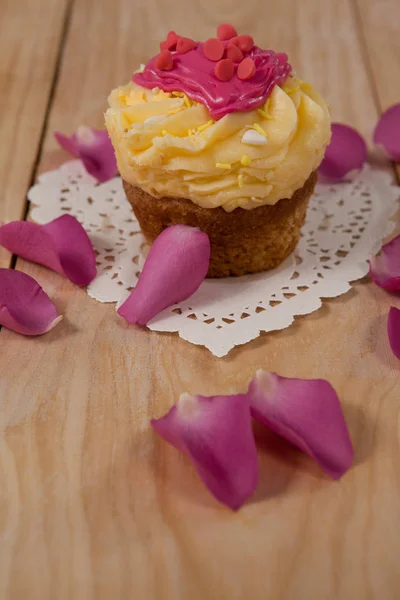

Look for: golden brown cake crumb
[123,171,317,278]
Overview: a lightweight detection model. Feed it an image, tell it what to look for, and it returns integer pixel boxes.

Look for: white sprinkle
[241,129,268,146]
[140,63,146,71]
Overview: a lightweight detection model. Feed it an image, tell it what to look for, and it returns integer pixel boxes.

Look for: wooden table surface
[1,1,399,598]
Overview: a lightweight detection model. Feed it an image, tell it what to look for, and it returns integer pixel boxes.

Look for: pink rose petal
[151,393,258,510]
[55,126,117,182]
[319,123,367,181]
[118,225,210,325]
[0,269,62,335]
[0,215,96,287]
[247,371,354,479]
[369,235,400,291]
[373,104,400,162]
[388,306,400,359]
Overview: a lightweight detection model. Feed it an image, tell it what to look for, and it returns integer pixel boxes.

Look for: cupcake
[105,25,331,277]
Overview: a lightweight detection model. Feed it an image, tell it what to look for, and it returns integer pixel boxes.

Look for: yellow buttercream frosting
[105,76,331,212]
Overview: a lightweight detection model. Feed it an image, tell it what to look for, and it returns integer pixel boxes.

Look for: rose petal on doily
[369,235,400,291]
[388,306,400,359]
[118,225,210,325]
[0,215,96,286]
[55,126,117,182]
[319,123,367,181]
[151,393,258,510]
[0,269,62,335]
[373,104,400,162]
[247,371,354,479]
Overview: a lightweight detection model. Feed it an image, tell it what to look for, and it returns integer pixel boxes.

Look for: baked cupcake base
[123,171,317,278]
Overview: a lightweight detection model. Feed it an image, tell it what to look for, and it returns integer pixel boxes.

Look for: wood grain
[1,0,400,599]
[354,0,400,109]
[0,0,70,267]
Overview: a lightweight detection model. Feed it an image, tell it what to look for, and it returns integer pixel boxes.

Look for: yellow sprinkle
[168,107,184,115]
[301,82,313,93]
[161,130,168,136]
[216,162,232,170]
[252,123,267,137]
[183,94,192,108]
[241,155,252,167]
[257,108,272,120]
[197,120,214,133]
[141,91,147,102]
[293,76,303,85]
[238,174,245,188]
[117,90,127,103]
[171,91,184,97]
[282,85,300,95]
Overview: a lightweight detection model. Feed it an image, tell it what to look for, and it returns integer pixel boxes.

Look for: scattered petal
[0,215,96,286]
[373,104,400,161]
[118,225,210,325]
[388,306,400,359]
[319,123,367,181]
[151,393,258,510]
[369,235,400,291]
[55,126,117,182]
[247,370,354,479]
[0,269,62,335]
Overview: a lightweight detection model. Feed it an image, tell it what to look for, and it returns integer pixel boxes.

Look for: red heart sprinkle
[217,24,238,41]
[231,34,254,53]
[204,38,225,61]
[214,58,235,81]
[160,30,178,51]
[226,43,243,63]
[176,37,197,54]
[237,56,256,80]
[156,50,174,71]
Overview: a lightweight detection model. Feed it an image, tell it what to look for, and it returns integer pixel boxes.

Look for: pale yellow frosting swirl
[105,77,331,212]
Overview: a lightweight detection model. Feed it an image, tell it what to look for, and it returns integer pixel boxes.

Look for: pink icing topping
[133,41,291,120]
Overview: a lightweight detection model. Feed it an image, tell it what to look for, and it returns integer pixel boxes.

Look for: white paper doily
[28,160,399,357]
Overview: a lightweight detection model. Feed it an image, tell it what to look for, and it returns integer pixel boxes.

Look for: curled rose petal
[0,269,62,335]
[373,104,400,162]
[55,126,117,182]
[369,235,400,291]
[388,306,400,359]
[247,371,354,479]
[0,215,96,287]
[118,225,210,325]
[319,123,367,181]
[151,393,258,510]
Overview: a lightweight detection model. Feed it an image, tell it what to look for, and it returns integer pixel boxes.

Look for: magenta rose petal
[118,225,210,325]
[54,131,80,156]
[373,104,400,162]
[369,235,400,291]
[319,123,367,181]
[0,269,62,335]
[248,370,354,479]
[151,393,258,510]
[388,306,400,359]
[55,126,117,182]
[0,215,96,286]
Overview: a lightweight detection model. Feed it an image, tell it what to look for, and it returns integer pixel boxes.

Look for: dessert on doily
[105,25,331,277]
